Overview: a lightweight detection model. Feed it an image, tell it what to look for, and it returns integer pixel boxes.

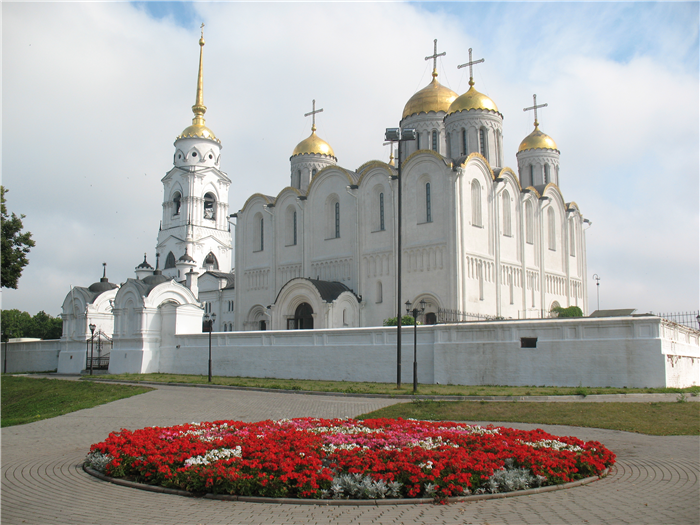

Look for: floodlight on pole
[384,126,417,390]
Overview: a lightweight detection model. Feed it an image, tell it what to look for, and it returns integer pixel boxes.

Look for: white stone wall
[2,340,61,373]
[158,316,697,388]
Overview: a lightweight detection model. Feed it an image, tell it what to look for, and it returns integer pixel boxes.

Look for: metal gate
[86,329,112,371]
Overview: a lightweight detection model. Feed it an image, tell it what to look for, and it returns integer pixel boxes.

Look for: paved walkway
[2,383,698,524]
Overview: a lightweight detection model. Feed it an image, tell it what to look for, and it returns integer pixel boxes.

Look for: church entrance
[287,302,314,330]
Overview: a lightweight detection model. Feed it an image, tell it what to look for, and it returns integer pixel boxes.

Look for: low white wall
[2,340,61,373]
[158,316,699,388]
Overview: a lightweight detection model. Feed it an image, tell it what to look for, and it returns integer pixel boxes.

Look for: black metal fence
[86,330,112,371]
[436,308,497,324]
[653,311,700,330]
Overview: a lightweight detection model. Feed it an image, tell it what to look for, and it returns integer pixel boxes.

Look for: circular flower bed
[86,418,615,502]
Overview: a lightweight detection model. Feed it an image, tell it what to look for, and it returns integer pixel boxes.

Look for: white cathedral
[60,35,588,350]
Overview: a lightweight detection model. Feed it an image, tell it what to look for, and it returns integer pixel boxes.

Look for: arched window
[379,192,385,231]
[172,192,181,215]
[416,132,421,150]
[431,130,438,151]
[479,128,487,161]
[547,208,556,250]
[544,164,550,185]
[312,168,317,177]
[471,180,482,227]
[260,217,264,251]
[293,211,298,246]
[426,183,432,223]
[203,192,216,220]
[295,170,301,188]
[335,202,340,238]
[376,281,383,303]
[569,221,576,256]
[253,213,263,252]
[529,165,535,187]
[461,129,467,155]
[165,251,176,269]
[525,200,534,245]
[204,252,219,270]
[502,190,511,236]
[286,206,297,246]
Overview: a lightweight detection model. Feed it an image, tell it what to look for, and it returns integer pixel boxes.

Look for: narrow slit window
[426,183,432,223]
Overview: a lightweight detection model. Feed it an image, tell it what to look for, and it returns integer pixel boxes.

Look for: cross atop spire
[304,99,324,132]
[523,94,548,127]
[425,39,446,78]
[457,48,485,87]
[200,22,205,38]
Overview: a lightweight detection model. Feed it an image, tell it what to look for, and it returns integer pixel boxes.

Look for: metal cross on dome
[523,94,548,127]
[304,99,324,132]
[425,39,446,73]
[200,23,204,37]
[457,48,485,85]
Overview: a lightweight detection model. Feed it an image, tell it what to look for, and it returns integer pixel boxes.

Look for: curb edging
[83,463,609,506]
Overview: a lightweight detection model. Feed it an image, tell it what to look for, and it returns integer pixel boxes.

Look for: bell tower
[157,26,232,281]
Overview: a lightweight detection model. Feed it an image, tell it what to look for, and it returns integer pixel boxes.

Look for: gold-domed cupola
[518,125,558,153]
[291,130,335,158]
[290,100,337,192]
[402,72,457,119]
[291,100,336,159]
[517,94,560,187]
[443,48,504,166]
[177,27,220,144]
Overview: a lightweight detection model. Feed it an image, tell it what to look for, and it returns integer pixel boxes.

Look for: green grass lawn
[1,375,153,427]
[357,399,700,436]
[91,372,700,398]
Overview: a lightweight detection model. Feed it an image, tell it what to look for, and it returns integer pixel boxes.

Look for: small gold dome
[178,123,218,142]
[292,130,335,158]
[402,75,458,119]
[447,85,499,115]
[518,125,558,153]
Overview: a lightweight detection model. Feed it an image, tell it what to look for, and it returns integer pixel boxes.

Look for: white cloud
[2,1,697,316]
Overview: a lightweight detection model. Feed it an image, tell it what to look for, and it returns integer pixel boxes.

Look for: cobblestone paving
[2,384,699,524]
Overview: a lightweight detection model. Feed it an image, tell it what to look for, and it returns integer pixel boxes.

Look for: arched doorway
[291,302,314,330]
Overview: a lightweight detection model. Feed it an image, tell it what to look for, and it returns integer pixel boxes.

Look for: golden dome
[292,130,335,158]
[518,125,558,153]
[178,123,218,142]
[447,84,499,115]
[402,73,458,119]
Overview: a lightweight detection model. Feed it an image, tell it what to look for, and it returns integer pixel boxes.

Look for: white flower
[184,446,242,467]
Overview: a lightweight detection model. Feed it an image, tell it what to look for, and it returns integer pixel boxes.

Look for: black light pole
[204,313,216,382]
[592,274,601,311]
[89,323,96,376]
[406,299,426,394]
[0,331,7,374]
[385,127,416,389]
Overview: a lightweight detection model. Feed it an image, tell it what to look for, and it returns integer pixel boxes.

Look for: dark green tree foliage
[1,310,62,340]
[1,187,35,289]
[551,305,584,318]
[383,315,420,326]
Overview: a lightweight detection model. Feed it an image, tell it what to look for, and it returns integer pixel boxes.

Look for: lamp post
[0,330,7,374]
[406,299,426,394]
[204,313,216,382]
[89,323,96,376]
[592,274,601,311]
[385,127,417,389]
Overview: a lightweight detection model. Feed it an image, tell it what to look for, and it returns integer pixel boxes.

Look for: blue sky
[2,1,698,316]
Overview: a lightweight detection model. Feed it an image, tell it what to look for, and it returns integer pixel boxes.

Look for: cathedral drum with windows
[234,43,587,330]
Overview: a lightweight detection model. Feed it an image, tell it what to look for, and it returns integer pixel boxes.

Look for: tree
[383,315,420,326]
[0,309,63,339]
[1,186,35,289]
[551,305,584,318]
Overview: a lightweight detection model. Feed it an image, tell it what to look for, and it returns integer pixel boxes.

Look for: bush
[551,306,584,318]
[383,315,420,326]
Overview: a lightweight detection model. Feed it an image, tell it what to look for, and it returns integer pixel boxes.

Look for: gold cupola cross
[425,39,446,77]
[457,48,485,87]
[304,99,324,132]
[523,94,548,127]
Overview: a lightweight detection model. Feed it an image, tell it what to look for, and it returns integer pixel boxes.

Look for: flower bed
[86,418,615,502]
